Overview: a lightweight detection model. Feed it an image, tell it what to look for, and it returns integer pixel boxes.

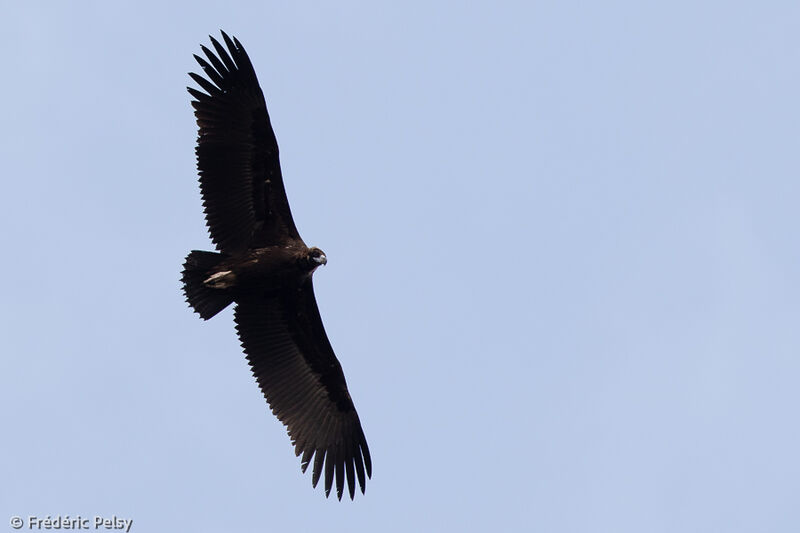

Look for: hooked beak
[314,254,327,266]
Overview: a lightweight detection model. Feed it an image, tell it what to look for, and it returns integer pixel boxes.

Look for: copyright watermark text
[9,516,132,532]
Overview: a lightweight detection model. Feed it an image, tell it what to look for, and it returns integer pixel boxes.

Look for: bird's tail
[181,250,234,320]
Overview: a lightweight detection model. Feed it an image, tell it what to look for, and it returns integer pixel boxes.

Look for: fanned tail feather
[182,250,234,319]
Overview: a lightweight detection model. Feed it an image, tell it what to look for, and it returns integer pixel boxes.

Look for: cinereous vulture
[181,31,371,500]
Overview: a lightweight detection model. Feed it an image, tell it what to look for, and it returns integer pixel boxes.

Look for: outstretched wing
[188,31,301,253]
[233,279,372,500]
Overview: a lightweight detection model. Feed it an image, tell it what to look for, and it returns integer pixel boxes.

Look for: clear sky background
[1,2,798,532]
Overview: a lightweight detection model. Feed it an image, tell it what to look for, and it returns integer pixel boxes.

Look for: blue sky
[2,2,799,532]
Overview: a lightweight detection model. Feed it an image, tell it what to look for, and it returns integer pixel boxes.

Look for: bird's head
[302,246,327,272]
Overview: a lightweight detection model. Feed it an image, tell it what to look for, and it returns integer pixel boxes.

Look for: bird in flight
[181,31,371,500]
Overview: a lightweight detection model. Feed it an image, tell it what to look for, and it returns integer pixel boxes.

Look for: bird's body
[180,31,370,500]
[202,244,324,290]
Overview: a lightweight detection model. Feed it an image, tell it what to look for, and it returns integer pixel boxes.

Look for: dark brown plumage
[180,31,371,500]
